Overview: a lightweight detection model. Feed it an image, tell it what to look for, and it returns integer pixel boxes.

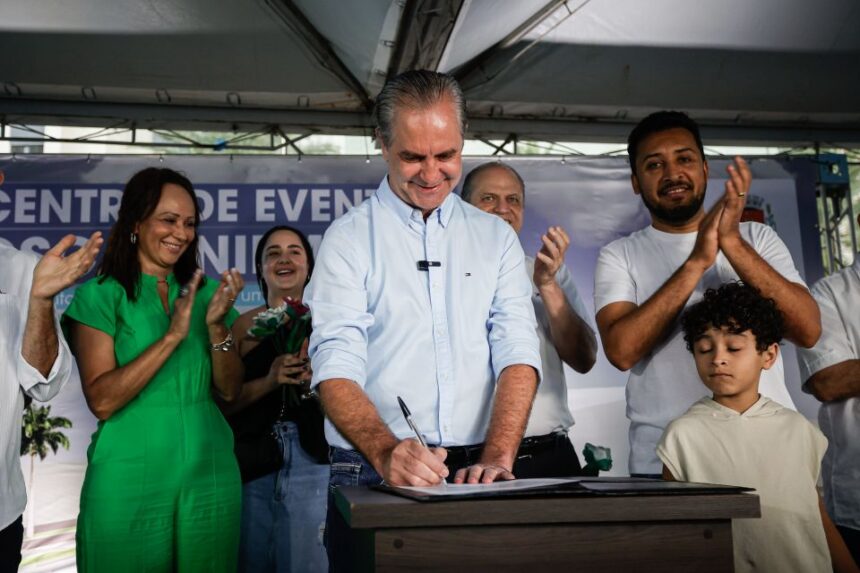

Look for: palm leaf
[20,403,73,459]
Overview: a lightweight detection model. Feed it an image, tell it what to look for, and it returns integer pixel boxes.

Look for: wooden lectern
[333,486,760,572]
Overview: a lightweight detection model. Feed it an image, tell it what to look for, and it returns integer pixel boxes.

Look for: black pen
[397,396,427,448]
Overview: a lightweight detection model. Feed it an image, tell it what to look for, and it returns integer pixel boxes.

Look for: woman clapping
[64,168,244,572]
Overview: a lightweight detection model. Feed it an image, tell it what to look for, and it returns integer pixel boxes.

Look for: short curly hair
[681,282,783,353]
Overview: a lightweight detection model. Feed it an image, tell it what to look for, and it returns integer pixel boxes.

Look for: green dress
[64,273,241,572]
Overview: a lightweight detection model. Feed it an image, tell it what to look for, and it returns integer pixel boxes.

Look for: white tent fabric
[0,0,858,144]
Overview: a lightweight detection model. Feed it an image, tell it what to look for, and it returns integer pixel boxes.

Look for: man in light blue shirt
[306,70,541,570]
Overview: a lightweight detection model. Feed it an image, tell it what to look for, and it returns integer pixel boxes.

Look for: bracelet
[210,331,234,352]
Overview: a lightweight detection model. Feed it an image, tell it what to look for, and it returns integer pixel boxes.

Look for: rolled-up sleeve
[487,227,542,381]
[797,282,855,384]
[306,222,374,389]
[17,303,72,402]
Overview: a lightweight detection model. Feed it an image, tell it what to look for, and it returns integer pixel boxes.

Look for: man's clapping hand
[31,232,103,300]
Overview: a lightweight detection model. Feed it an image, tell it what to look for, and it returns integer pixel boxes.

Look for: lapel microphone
[417,260,441,271]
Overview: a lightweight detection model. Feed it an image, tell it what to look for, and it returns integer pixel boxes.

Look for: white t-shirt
[658,396,831,573]
[594,222,801,474]
[523,257,595,437]
[797,257,860,530]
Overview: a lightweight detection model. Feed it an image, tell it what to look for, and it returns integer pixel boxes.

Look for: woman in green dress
[64,168,245,572]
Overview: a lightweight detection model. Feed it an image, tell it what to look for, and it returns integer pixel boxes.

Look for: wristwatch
[210,331,235,352]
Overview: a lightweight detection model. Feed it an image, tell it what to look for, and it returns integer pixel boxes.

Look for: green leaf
[20,402,73,458]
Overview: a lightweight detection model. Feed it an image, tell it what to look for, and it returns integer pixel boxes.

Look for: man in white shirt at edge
[461,162,597,477]
[797,213,860,565]
[594,111,821,477]
[0,232,102,571]
[305,71,541,571]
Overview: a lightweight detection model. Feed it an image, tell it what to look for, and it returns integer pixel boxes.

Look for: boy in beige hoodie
[658,281,857,573]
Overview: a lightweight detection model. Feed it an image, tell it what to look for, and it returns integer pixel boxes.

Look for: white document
[396,477,581,497]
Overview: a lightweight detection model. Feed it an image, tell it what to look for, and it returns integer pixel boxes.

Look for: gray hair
[374,70,467,147]
[461,162,525,204]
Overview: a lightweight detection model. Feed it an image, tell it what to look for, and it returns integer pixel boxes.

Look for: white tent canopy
[1,0,858,145]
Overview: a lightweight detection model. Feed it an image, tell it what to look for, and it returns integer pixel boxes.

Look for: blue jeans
[238,422,329,573]
[325,448,384,573]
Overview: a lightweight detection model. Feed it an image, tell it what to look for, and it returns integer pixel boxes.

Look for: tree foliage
[21,403,72,460]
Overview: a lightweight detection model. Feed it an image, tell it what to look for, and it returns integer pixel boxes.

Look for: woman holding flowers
[224,225,328,573]
[64,167,245,572]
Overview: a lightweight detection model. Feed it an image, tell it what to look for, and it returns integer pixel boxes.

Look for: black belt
[519,431,569,450]
[438,431,569,466]
[442,443,483,458]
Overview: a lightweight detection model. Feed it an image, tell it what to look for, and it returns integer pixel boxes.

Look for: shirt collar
[702,394,774,418]
[645,224,696,240]
[376,176,456,228]
[140,272,177,286]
